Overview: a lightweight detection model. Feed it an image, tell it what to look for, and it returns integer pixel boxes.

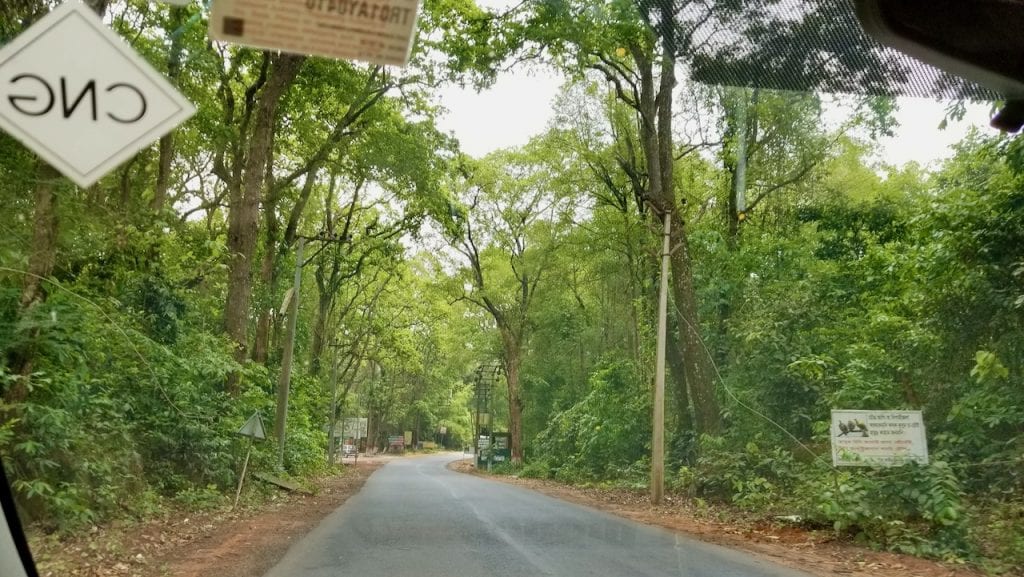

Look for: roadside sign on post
[238,411,267,440]
[233,411,266,508]
[343,417,368,439]
[209,0,421,66]
[0,1,195,188]
[830,410,929,467]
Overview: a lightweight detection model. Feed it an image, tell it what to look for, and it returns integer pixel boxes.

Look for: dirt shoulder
[450,460,988,577]
[30,461,381,577]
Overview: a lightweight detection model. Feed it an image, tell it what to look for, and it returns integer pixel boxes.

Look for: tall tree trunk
[18,163,60,312]
[724,87,759,248]
[224,53,304,394]
[153,7,186,213]
[310,290,332,375]
[632,16,721,437]
[500,329,524,464]
[667,219,720,434]
[252,191,279,364]
[666,328,693,432]
[4,162,61,403]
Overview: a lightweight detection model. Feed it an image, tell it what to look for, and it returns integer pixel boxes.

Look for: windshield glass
[1,1,1022,577]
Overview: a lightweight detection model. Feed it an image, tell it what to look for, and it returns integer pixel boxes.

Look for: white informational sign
[209,0,420,66]
[0,1,196,188]
[831,410,929,467]
[343,417,368,439]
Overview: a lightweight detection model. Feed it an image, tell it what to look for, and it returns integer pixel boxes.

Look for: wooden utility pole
[275,237,304,470]
[652,212,670,505]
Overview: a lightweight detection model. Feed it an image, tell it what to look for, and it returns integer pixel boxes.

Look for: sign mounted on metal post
[233,411,266,508]
[209,0,421,66]
[830,410,929,467]
[0,1,195,188]
[238,411,267,440]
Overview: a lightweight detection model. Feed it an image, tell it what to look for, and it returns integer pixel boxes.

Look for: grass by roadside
[28,461,381,577]
[451,459,996,577]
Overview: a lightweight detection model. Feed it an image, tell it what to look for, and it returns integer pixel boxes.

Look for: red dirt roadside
[29,460,382,577]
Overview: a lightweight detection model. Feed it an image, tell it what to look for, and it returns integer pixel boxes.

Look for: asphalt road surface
[264,453,813,577]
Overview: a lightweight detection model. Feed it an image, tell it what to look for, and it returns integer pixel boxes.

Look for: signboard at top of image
[830,410,929,467]
[208,0,421,67]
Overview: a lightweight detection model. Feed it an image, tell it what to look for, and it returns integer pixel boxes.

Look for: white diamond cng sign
[0,1,195,188]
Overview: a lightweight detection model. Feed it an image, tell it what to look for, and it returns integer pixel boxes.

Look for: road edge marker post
[234,411,267,509]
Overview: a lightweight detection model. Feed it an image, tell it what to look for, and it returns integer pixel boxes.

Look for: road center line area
[263,453,813,577]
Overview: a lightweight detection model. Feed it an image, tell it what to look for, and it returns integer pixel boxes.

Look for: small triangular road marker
[238,411,266,440]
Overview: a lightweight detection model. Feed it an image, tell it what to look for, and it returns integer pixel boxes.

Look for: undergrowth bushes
[0,291,332,532]
[521,357,1020,570]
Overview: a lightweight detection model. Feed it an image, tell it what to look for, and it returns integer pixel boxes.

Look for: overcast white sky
[435,67,994,169]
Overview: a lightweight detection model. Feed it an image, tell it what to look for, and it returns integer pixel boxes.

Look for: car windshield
[1,1,1022,577]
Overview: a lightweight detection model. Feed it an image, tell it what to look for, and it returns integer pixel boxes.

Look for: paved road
[264,453,812,577]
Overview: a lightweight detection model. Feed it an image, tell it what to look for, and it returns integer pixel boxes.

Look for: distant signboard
[477,435,490,450]
[343,417,367,439]
[388,435,404,447]
[208,0,421,66]
[831,410,929,467]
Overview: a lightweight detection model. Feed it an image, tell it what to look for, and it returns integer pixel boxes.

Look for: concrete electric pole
[651,211,670,505]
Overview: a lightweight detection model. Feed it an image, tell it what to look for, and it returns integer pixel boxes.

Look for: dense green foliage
[0,0,1022,572]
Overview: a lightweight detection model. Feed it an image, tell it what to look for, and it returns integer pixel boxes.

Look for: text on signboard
[6,74,147,123]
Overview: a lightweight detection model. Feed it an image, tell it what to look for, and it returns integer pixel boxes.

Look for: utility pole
[652,211,670,505]
[275,237,304,471]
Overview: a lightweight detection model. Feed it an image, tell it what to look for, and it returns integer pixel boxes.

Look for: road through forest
[263,453,813,577]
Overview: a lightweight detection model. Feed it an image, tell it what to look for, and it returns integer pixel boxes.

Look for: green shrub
[692,434,800,512]
[970,498,1024,574]
[533,362,650,482]
[174,485,227,511]
[814,462,970,560]
[517,460,552,479]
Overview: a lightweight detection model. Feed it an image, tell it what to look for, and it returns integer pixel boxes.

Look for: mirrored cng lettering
[7,74,148,124]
